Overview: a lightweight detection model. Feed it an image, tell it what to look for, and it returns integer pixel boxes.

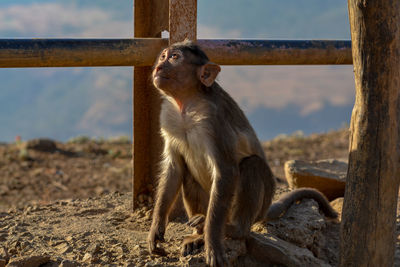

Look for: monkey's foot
[181,234,204,256]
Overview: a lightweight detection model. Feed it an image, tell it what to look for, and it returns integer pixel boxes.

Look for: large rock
[267,199,340,265]
[284,159,347,200]
[180,198,339,266]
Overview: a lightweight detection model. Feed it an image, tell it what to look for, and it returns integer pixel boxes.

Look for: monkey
[147,40,338,267]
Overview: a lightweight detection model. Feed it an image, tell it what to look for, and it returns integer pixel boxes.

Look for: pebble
[56,243,72,254]
[145,210,152,220]
[88,243,101,254]
[0,246,8,260]
[137,210,145,218]
[82,253,92,263]
[144,262,164,267]
[59,259,79,267]
[140,250,149,256]
[7,208,16,214]
[0,233,7,242]
[138,194,145,203]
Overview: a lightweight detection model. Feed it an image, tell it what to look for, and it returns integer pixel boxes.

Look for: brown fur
[147,40,336,267]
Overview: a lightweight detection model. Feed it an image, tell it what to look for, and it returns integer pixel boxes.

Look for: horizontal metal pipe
[199,39,352,65]
[0,38,168,68]
[0,38,352,68]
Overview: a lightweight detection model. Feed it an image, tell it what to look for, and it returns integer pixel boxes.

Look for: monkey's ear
[198,63,221,87]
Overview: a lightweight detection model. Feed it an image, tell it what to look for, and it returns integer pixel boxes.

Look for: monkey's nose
[155,66,163,72]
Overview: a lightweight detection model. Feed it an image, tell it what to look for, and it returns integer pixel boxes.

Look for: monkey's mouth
[155,75,170,80]
[154,73,172,82]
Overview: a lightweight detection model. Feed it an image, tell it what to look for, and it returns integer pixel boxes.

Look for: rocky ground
[0,130,349,212]
[0,129,398,266]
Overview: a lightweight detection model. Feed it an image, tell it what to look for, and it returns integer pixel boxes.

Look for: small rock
[0,246,8,260]
[180,255,204,266]
[145,210,152,220]
[330,197,344,219]
[26,138,58,152]
[55,243,72,254]
[144,262,163,267]
[138,194,146,203]
[88,243,101,254]
[0,233,7,242]
[82,253,92,263]
[139,249,149,256]
[59,259,79,267]
[0,185,9,196]
[136,210,145,219]
[284,159,347,200]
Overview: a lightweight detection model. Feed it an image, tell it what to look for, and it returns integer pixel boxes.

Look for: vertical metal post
[169,0,197,44]
[133,0,168,209]
[164,0,198,218]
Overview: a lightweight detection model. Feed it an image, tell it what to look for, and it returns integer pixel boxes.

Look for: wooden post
[133,0,168,208]
[169,0,197,44]
[340,0,400,266]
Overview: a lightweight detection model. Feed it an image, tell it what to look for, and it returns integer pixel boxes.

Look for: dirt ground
[0,130,349,212]
[1,129,399,266]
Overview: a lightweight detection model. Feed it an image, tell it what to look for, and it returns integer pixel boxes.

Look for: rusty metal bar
[199,39,352,65]
[133,0,168,209]
[0,38,167,68]
[169,0,197,44]
[0,38,352,68]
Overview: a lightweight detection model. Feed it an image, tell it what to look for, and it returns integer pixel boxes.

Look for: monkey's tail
[266,188,338,221]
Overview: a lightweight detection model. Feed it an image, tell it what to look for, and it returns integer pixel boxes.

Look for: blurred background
[0,0,354,142]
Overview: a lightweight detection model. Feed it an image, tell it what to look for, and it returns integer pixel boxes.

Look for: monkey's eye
[160,53,167,60]
[171,53,180,60]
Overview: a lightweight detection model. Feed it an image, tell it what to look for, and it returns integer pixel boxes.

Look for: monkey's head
[152,40,221,99]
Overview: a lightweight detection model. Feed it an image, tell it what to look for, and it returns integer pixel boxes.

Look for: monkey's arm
[148,151,184,254]
[266,188,338,220]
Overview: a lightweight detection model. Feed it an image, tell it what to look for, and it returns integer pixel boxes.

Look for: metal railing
[0,38,351,68]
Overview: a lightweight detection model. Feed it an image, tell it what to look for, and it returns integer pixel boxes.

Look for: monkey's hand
[147,224,167,256]
[205,240,228,267]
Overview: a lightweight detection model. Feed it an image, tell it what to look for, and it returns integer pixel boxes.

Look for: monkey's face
[152,48,200,96]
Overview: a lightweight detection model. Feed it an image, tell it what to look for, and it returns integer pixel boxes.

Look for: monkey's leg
[181,172,209,256]
[228,155,274,239]
[147,156,184,255]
